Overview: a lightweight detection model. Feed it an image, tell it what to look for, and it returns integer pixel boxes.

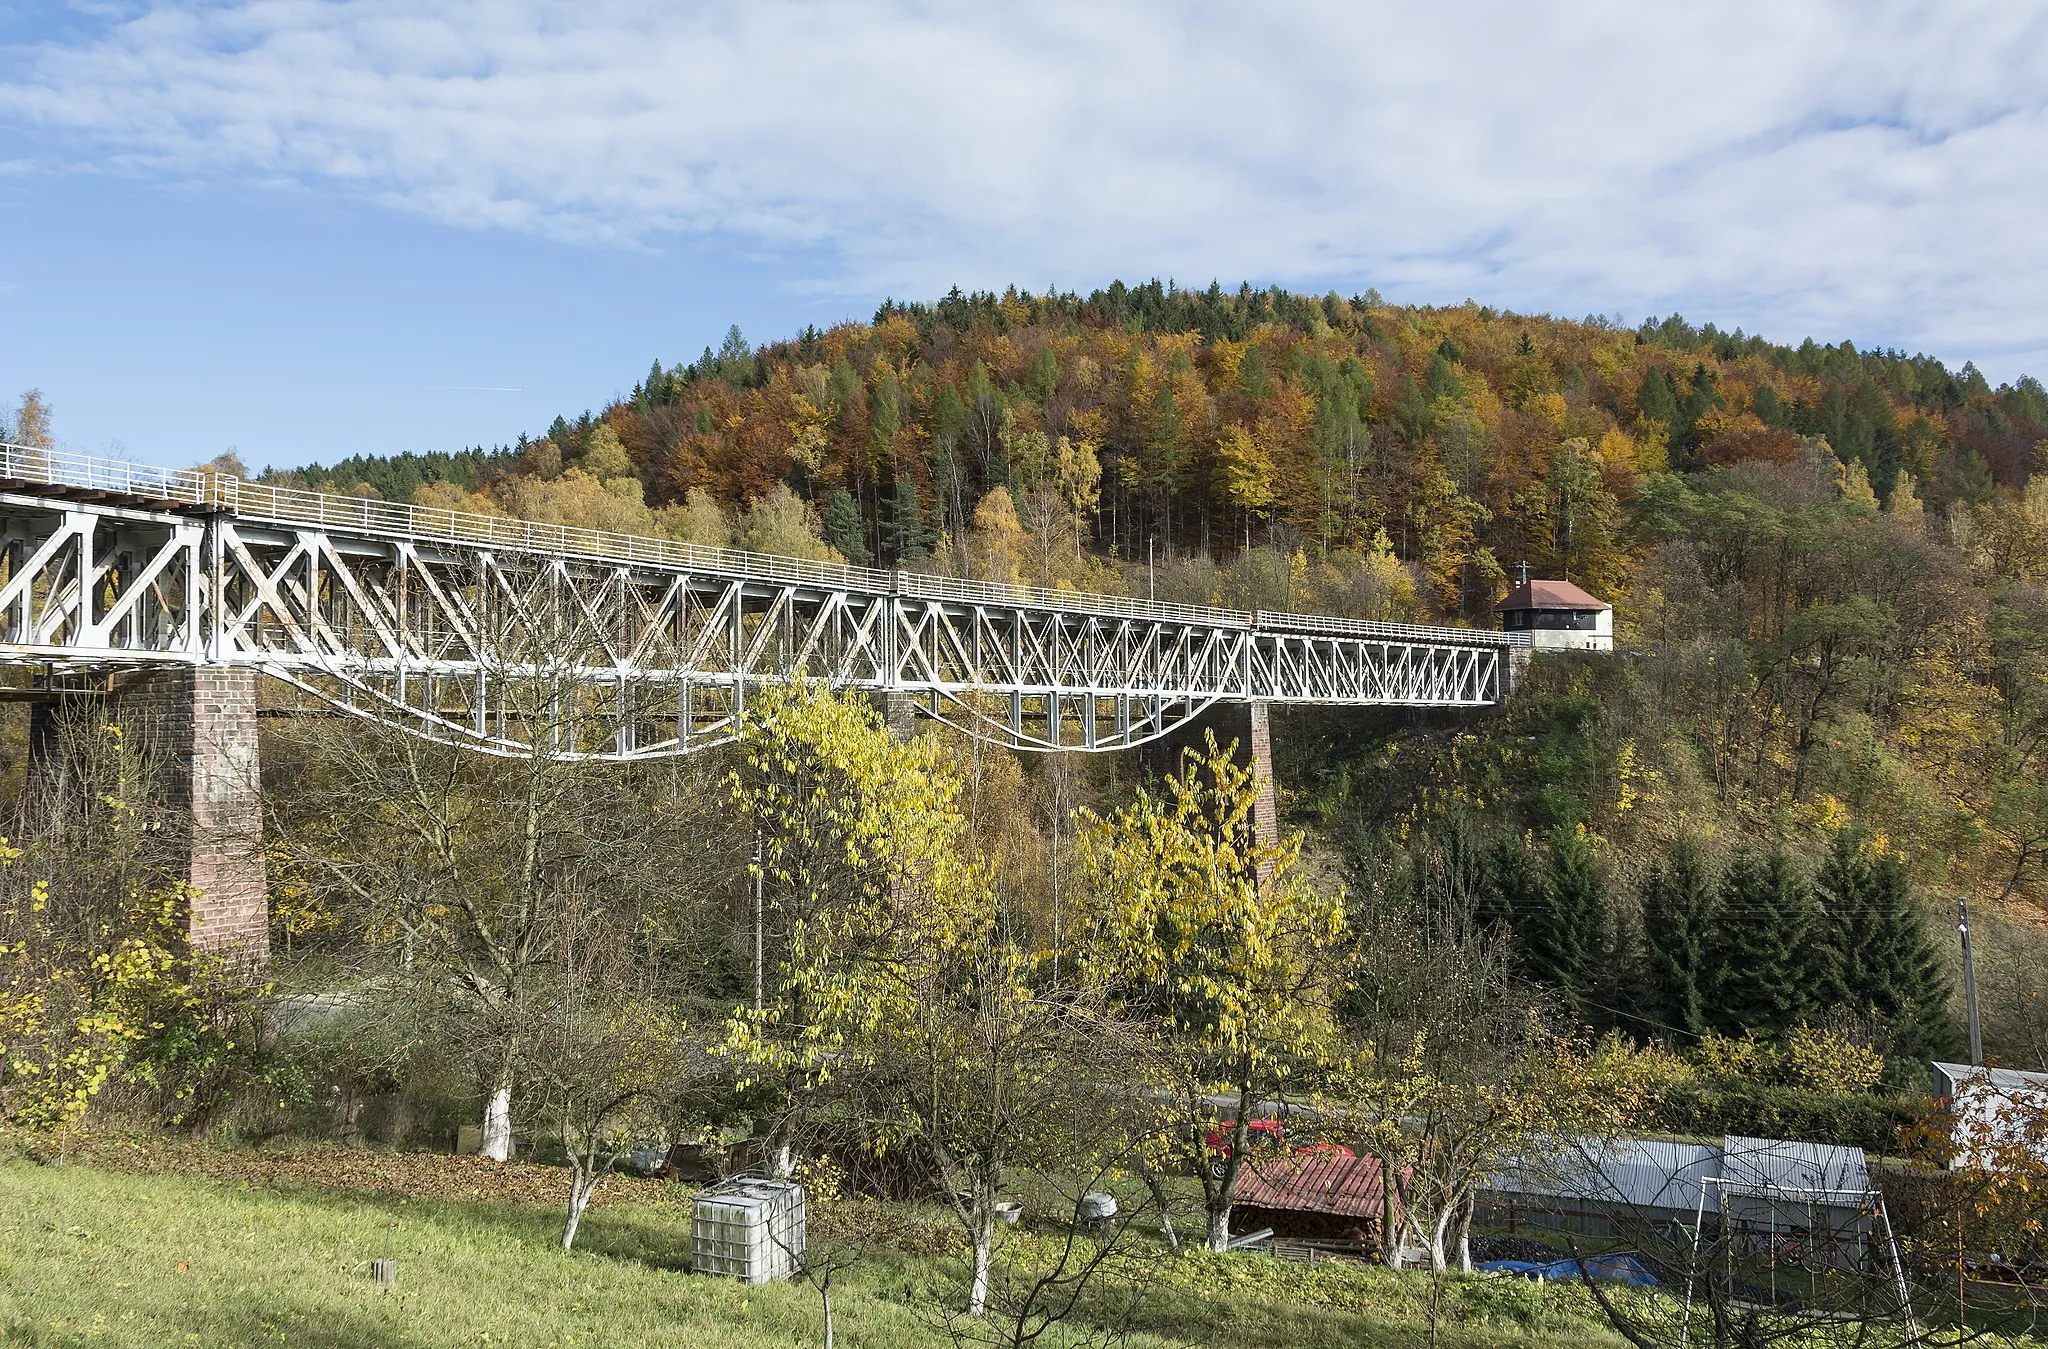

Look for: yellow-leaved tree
[1213,423,1276,548]
[725,683,1140,1318]
[2,713,263,1150]
[1074,731,1349,1252]
[0,847,187,1148]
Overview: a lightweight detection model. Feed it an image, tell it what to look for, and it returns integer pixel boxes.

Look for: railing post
[886,569,907,695]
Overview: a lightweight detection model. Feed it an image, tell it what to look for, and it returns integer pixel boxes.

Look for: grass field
[0,1145,1631,1348]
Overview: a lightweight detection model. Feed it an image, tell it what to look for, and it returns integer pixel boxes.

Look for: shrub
[1648,1079,1920,1153]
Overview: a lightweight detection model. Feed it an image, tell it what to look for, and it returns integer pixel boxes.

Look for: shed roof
[1492,1137,1722,1215]
[1494,579,1610,613]
[1231,1149,1387,1219]
[1933,1061,2048,1096]
[1719,1135,1871,1199]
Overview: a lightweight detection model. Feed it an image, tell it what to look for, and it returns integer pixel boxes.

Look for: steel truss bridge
[0,445,1523,759]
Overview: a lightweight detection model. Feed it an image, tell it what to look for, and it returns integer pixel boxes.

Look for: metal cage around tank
[690,1176,806,1283]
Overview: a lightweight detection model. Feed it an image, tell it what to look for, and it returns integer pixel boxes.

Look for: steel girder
[0,489,1506,759]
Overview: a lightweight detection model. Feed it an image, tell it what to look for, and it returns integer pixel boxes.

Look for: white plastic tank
[691,1176,807,1284]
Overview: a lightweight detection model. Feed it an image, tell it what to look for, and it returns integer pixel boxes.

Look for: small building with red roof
[1494,579,1613,651]
[1230,1147,1395,1247]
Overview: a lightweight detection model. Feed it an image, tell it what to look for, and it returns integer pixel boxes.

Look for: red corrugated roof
[1231,1148,1388,1218]
[1494,579,1610,612]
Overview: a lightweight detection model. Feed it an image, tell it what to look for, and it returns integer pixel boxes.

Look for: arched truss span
[0,459,1518,760]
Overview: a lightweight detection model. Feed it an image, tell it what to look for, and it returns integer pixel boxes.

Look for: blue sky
[3,1,2047,470]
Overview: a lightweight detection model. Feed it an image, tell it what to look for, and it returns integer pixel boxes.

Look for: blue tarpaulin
[1475,1254,1659,1287]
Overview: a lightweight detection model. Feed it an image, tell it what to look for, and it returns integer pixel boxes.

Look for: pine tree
[1025,346,1059,403]
[1753,384,1787,426]
[1641,836,1716,1042]
[1707,848,1815,1037]
[1424,353,1464,402]
[820,489,870,564]
[1637,369,1679,426]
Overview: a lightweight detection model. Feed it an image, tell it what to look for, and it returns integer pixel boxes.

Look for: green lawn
[0,1152,1629,1348]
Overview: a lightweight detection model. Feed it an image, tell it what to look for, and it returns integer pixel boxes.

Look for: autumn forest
[258,280,2048,1070]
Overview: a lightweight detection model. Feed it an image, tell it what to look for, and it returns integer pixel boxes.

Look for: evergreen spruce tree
[883,472,935,562]
[1862,853,1957,1059]
[1483,834,1540,938]
[1809,831,1954,1055]
[820,489,870,563]
[1706,848,1815,1037]
[1812,829,1871,1009]
[1636,369,1679,426]
[1640,836,1717,1042]
[1522,828,1605,1010]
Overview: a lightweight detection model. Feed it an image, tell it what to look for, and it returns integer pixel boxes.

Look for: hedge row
[1648,1080,1925,1154]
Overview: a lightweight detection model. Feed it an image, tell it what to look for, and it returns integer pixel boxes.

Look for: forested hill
[268,284,2048,1063]
[279,282,2043,620]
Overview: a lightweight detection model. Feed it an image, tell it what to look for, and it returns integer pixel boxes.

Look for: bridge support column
[1144,701,1279,863]
[1504,647,1532,696]
[44,668,271,967]
[873,691,919,743]
[183,668,269,967]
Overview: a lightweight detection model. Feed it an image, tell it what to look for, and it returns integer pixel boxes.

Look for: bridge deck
[0,444,1524,757]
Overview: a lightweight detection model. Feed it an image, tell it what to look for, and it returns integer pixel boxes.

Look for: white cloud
[5,0,2048,375]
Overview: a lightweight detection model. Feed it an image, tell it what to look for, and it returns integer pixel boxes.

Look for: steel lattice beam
[0,450,1524,758]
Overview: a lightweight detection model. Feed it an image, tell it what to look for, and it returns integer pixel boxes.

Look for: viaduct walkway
[0,444,1527,962]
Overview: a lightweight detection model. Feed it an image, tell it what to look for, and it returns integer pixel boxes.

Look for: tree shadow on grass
[9,1291,437,1349]
[204,1174,699,1273]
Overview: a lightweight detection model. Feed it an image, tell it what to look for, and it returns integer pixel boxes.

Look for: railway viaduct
[0,445,1527,965]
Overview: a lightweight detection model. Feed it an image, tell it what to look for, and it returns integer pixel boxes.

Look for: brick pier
[30,667,270,966]
[1143,700,1280,865]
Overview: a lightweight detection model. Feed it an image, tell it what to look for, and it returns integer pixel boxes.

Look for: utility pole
[1148,534,1156,601]
[1957,896,1983,1066]
[753,832,765,1015]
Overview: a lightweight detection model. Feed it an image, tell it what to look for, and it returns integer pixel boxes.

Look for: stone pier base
[872,690,919,743]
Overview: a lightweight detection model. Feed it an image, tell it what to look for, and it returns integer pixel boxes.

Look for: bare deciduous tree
[268,655,731,1163]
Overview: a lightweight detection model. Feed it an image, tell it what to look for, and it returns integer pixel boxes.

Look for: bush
[1648,1079,1921,1153]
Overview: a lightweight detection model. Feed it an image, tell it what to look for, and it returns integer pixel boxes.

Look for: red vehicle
[1202,1117,1352,1178]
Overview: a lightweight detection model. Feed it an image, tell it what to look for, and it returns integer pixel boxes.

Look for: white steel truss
[0,447,1523,758]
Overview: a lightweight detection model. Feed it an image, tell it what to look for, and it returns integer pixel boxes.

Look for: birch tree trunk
[1207,1203,1233,1253]
[1143,1169,1179,1252]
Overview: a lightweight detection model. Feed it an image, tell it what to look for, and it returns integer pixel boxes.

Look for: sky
[2,1,2047,470]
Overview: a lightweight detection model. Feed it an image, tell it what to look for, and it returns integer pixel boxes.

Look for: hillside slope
[265,284,2048,1064]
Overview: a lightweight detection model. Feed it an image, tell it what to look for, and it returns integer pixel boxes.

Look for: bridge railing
[0,443,1522,648]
